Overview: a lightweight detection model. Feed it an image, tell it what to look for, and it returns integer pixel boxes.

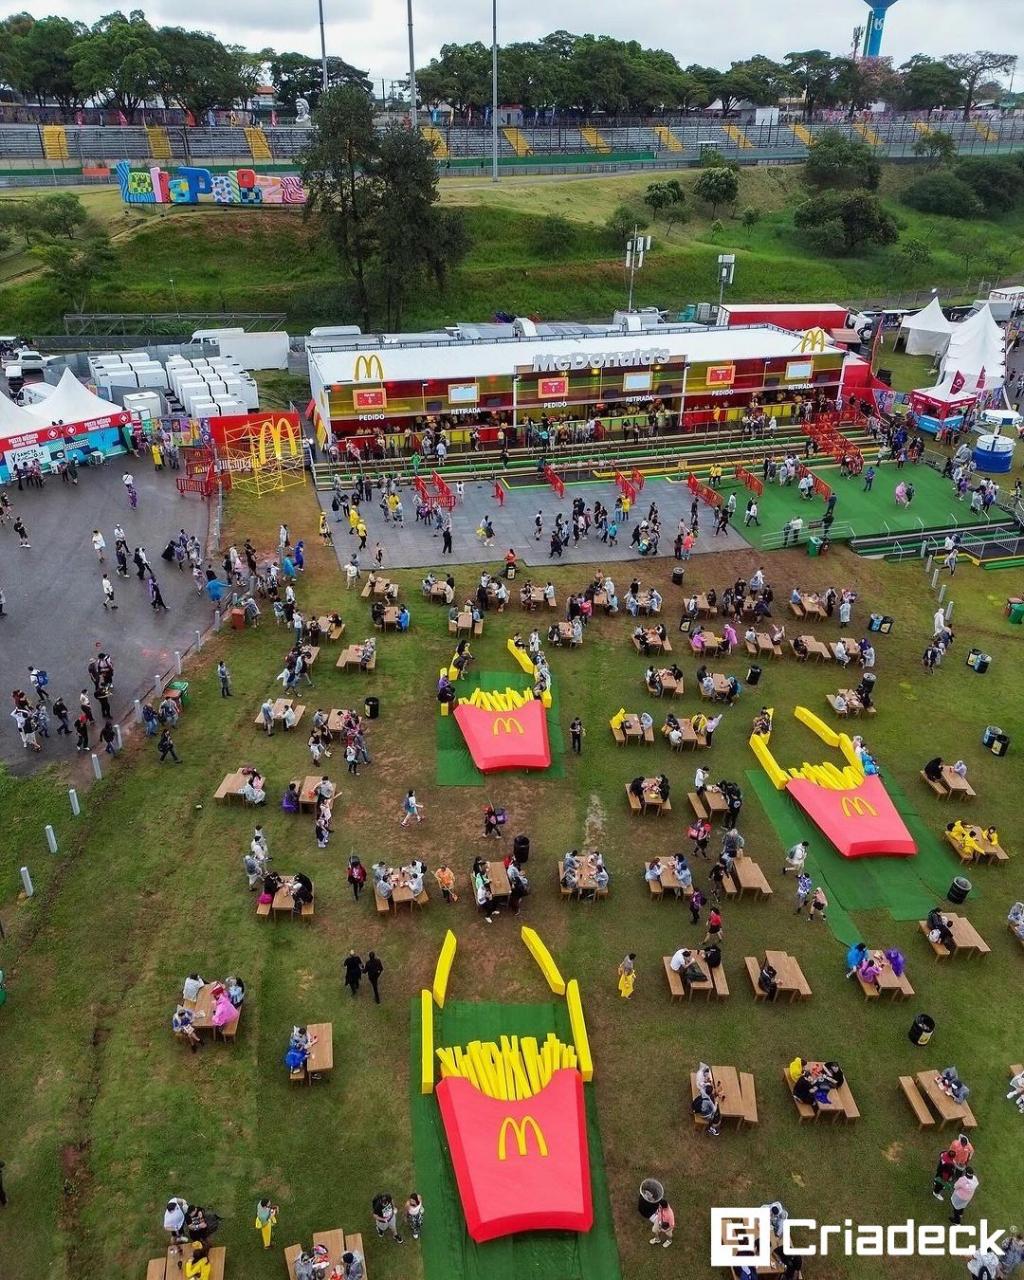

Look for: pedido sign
[530,348,671,373]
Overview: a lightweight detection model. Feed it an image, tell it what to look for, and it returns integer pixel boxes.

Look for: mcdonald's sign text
[353,388,387,411]
[497,1115,548,1160]
[353,354,385,382]
[841,795,877,818]
[492,716,524,737]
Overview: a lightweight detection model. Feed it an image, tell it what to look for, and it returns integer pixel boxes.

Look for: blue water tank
[972,433,1014,474]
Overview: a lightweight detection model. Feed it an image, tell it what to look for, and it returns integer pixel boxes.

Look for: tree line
[415,34,1015,121]
[0,9,370,121]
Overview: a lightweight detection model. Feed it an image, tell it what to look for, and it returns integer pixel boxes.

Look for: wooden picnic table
[214,769,248,802]
[697,1065,758,1128]
[429,581,451,602]
[253,697,305,729]
[592,590,609,610]
[798,634,831,661]
[296,775,329,811]
[663,717,708,750]
[557,621,575,643]
[152,1246,226,1280]
[639,777,669,814]
[456,609,473,635]
[919,913,990,958]
[621,713,646,743]
[337,643,376,671]
[701,785,730,817]
[646,858,693,899]
[520,586,544,609]
[632,628,670,653]
[728,855,773,900]
[915,1070,976,1129]
[654,669,682,696]
[941,765,975,800]
[312,1230,347,1269]
[379,606,400,630]
[483,865,506,896]
[756,632,780,656]
[862,953,914,1000]
[185,983,241,1041]
[801,594,827,620]
[559,855,604,898]
[787,1061,859,1122]
[764,950,811,1001]
[361,576,395,598]
[269,881,311,920]
[945,823,1008,865]
[326,708,355,737]
[696,593,718,617]
[304,1021,333,1081]
[711,673,731,698]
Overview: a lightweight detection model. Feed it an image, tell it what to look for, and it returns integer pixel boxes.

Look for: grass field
[2,473,1024,1280]
[1,163,1022,331]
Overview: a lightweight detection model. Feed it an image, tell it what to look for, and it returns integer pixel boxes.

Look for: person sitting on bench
[629,777,646,806]
[281,782,300,813]
[923,757,944,783]
[645,666,663,696]
[758,960,778,999]
[290,872,313,914]
[792,636,808,661]
[927,905,956,953]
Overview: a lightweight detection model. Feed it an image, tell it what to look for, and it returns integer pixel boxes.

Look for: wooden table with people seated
[644,857,694,900]
[645,668,682,697]
[662,718,709,750]
[856,951,914,1001]
[786,1060,860,1123]
[306,615,345,642]
[520,585,552,610]
[745,950,811,1002]
[632,628,670,654]
[918,913,990,959]
[792,634,831,662]
[291,1021,333,1084]
[908,1070,978,1130]
[253,698,305,730]
[337,643,377,672]
[361,576,396,599]
[613,713,654,746]
[699,673,731,700]
[183,983,242,1041]
[944,821,1009,865]
[374,865,429,913]
[284,1230,365,1280]
[827,688,875,717]
[557,853,609,901]
[689,785,729,821]
[695,594,718,617]
[689,1065,759,1129]
[214,769,249,802]
[921,765,976,800]
[663,950,728,1001]
[377,605,400,631]
[625,776,672,815]
[486,860,512,898]
[749,631,782,659]
[146,1245,226,1280]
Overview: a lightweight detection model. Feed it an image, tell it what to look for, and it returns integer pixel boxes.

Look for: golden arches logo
[354,354,385,382]
[492,716,524,736]
[799,328,827,353]
[841,795,877,818]
[497,1115,548,1161]
[250,417,299,464]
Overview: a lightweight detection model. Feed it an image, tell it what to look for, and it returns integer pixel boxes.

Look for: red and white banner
[976,367,986,390]
[949,370,965,395]
[0,411,132,457]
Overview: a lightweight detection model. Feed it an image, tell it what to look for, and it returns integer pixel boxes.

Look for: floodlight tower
[861,0,900,57]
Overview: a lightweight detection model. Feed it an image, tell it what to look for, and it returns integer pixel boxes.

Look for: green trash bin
[1010,602,1024,625]
[169,679,190,704]
[807,536,822,557]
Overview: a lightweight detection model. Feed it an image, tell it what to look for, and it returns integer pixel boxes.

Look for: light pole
[317,0,329,95]
[491,0,499,182]
[406,0,417,127]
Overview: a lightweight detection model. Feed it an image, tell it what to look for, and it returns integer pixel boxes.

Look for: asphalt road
[0,461,214,775]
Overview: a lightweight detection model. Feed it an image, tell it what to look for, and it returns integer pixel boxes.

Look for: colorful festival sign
[115,160,306,206]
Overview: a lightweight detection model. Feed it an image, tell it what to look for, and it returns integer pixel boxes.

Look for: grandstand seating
[178,127,250,159]
[0,125,43,158]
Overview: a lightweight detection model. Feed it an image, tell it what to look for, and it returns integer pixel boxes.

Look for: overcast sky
[27,0,1024,87]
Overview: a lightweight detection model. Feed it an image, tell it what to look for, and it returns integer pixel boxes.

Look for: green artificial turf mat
[409,998,622,1280]
[436,671,565,786]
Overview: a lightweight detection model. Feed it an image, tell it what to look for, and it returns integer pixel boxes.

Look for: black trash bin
[909,1013,935,1046]
[513,834,530,864]
[638,1178,664,1218]
[948,876,971,905]
[746,664,762,686]
[671,566,685,587]
[990,733,1010,757]
[364,696,379,720]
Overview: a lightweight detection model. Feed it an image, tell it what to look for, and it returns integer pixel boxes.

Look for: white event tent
[18,368,126,427]
[938,304,1006,392]
[898,297,954,356]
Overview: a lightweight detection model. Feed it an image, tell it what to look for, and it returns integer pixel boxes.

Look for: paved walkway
[318,474,752,573]
[0,463,213,775]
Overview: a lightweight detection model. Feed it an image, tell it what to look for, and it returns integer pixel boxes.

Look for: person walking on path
[400,790,424,827]
[254,1199,278,1249]
[13,517,30,548]
[217,661,231,697]
[74,714,90,752]
[806,885,828,922]
[364,951,384,1003]
[158,728,181,763]
[92,529,106,562]
[100,719,117,755]
[649,1198,675,1248]
[794,871,813,915]
[102,574,118,610]
[783,841,808,875]
[569,716,584,755]
[80,689,95,725]
[53,697,71,736]
[347,856,367,900]
[950,1167,979,1224]
[689,887,705,926]
[148,576,169,612]
[617,953,636,999]
[405,1193,424,1241]
[343,950,363,997]
[442,526,453,555]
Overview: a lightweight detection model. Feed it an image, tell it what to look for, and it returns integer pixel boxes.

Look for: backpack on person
[244,854,259,876]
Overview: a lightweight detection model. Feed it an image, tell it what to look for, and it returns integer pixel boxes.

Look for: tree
[34,230,115,312]
[783,49,847,117]
[71,11,164,121]
[717,55,790,114]
[535,215,575,255]
[693,167,739,218]
[0,201,39,249]
[912,129,957,168]
[301,86,468,331]
[415,41,490,114]
[955,157,1024,213]
[32,193,88,240]
[605,204,647,244]
[3,15,86,112]
[944,51,1016,119]
[898,238,933,268]
[741,206,761,237]
[794,189,898,254]
[155,28,251,119]
[902,172,982,217]
[269,51,371,111]
[804,129,880,190]
[895,55,962,112]
[643,180,685,218]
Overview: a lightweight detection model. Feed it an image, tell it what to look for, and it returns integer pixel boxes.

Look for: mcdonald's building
[306,314,852,445]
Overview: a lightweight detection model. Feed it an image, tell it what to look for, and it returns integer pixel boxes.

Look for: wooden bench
[626,786,643,814]
[663,956,686,1002]
[945,829,1009,865]
[344,1234,365,1273]
[745,639,758,657]
[738,1071,758,1125]
[744,956,766,1000]
[711,965,730,1000]
[1009,923,1024,952]
[793,971,812,999]
[921,770,948,799]
[546,596,557,609]
[857,975,880,1000]
[214,770,246,802]
[643,725,655,745]
[833,1080,860,1122]
[899,1075,935,1128]
[284,1243,301,1278]
[256,899,272,920]
[688,793,709,821]
[789,600,805,618]
[611,723,626,746]
[785,1068,816,1121]
[374,886,391,914]
[146,1261,164,1280]
[1011,1063,1023,1081]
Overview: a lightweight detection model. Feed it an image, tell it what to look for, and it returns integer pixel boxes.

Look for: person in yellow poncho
[617,953,637,999]
[184,1244,211,1280]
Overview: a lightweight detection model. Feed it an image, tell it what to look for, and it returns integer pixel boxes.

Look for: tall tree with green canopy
[894,55,962,112]
[155,27,249,119]
[783,49,847,117]
[269,51,371,111]
[71,11,164,121]
[943,51,1016,119]
[2,15,86,111]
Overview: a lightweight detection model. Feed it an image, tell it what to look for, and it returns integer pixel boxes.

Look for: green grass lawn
[2,477,1024,1280]
[2,162,1022,330]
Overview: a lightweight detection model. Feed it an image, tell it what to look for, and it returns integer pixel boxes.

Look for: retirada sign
[530,348,672,373]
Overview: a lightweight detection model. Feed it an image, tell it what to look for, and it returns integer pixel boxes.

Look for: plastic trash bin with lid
[746,664,762,686]
[229,605,245,629]
[908,1013,935,1046]
[671,566,685,586]
[948,876,971,905]
[990,732,1009,757]
[169,679,190,705]
[807,536,822,557]
[982,725,1001,748]
[638,1178,664,1218]
[1010,602,1024,625]
[364,695,379,720]
[967,649,991,673]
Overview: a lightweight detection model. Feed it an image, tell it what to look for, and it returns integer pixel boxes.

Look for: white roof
[20,368,123,426]
[310,324,841,386]
[0,392,35,432]
[900,297,954,336]
[913,381,978,405]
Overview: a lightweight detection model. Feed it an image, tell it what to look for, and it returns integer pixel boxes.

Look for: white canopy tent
[898,297,954,356]
[0,391,37,436]
[19,368,125,427]
[939,304,1006,391]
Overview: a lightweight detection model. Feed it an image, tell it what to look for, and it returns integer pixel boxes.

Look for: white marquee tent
[898,297,954,356]
[19,368,125,427]
[938,304,1006,391]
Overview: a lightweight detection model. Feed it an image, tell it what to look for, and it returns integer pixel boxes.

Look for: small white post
[195,629,202,651]
[69,788,80,816]
[134,698,143,723]
[20,866,34,897]
[91,752,102,780]
[214,610,222,631]
[155,671,163,696]
[175,651,182,675]
[114,725,123,752]
[937,584,947,605]
[930,568,939,590]
[945,601,954,621]
[45,825,57,853]
[924,555,933,574]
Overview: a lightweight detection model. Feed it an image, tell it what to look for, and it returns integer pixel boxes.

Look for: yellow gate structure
[222,415,307,497]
